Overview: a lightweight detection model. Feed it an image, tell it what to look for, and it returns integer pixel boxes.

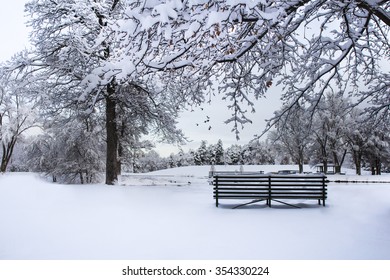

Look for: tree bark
[353,150,362,175]
[297,149,304,173]
[117,119,126,176]
[1,137,17,172]
[322,159,328,174]
[298,162,303,174]
[372,157,382,175]
[105,81,118,185]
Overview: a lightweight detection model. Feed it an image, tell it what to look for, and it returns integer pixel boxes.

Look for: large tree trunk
[1,137,17,172]
[376,159,382,175]
[353,150,362,175]
[331,149,346,174]
[117,119,126,176]
[105,81,118,185]
[298,149,304,174]
[298,162,303,174]
[371,157,382,175]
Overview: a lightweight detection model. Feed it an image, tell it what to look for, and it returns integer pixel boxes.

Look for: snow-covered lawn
[1,165,390,260]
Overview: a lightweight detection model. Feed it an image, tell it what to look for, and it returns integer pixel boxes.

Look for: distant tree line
[133,93,390,176]
[119,139,277,174]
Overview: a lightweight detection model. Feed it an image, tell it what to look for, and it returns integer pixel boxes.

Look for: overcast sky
[0,2,30,62]
[0,1,282,156]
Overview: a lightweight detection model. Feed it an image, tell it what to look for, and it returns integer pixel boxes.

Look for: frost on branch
[108,0,389,133]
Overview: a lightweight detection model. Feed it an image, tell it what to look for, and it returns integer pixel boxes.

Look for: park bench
[212,173,328,208]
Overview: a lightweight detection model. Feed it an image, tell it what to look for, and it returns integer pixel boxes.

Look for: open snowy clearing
[1,165,390,260]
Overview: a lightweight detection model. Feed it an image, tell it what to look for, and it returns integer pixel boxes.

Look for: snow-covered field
[1,165,390,260]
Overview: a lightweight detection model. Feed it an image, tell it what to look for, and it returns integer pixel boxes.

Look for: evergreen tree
[194,140,208,165]
[225,145,243,165]
[214,139,225,165]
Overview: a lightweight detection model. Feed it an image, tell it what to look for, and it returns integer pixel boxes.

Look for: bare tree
[310,93,352,173]
[0,75,37,172]
[269,103,312,173]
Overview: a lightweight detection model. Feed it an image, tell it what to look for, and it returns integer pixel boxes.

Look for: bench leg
[233,199,267,209]
[272,199,301,209]
[215,189,219,207]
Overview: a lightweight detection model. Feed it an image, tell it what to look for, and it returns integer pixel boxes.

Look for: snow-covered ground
[1,165,390,260]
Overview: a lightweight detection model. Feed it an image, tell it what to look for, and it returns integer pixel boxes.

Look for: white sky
[0,1,281,156]
[157,90,281,155]
[0,1,30,62]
